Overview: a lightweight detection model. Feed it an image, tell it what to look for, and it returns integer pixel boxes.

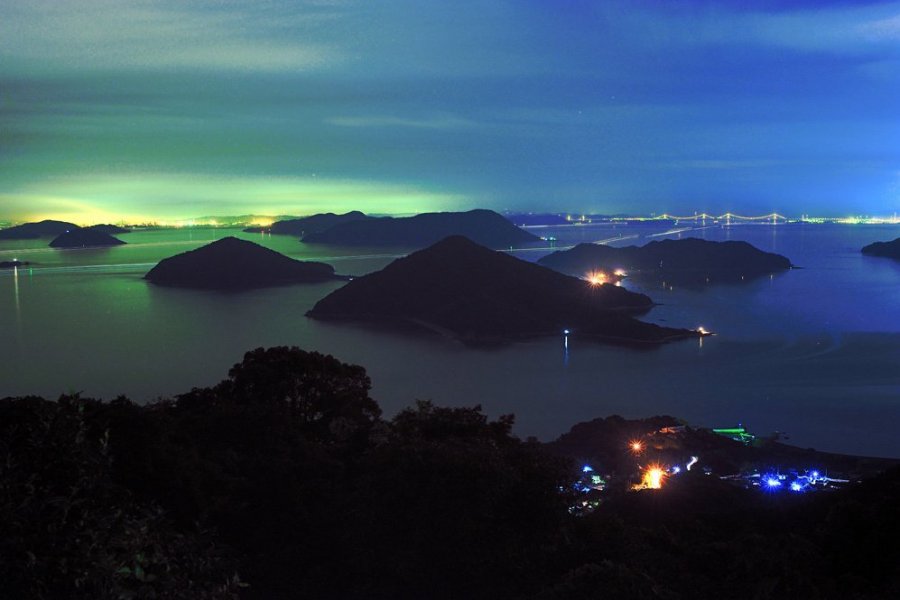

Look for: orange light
[630,440,643,454]
[642,465,666,489]
[585,271,607,286]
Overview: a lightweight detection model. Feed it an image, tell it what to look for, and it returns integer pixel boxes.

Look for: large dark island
[0,220,78,240]
[302,208,540,249]
[538,237,792,285]
[244,210,371,235]
[862,237,900,259]
[308,235,699,345]
[145,236,338,290]
[49,228,126,248]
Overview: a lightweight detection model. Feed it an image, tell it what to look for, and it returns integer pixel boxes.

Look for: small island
[538,237,792,285]
[49,228,127,248]
[302,209,540,249]
[0,219,78,240]
[308,235,700,345]
[244,210,370,235]
[861,237,900,260]
[0,260,32,269]
[145,236,338,290]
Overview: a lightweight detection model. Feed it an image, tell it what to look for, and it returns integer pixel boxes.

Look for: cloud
[658,159,797,171]
[0,0,344,74]
[858,13,900,40]
[325,115,476,130]
[706,2,900,52]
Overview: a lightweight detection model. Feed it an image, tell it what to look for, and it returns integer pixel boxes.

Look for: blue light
[810,470,820,479]
[766,477,781,488]
[563,329,570,335]
[582,464,593,473]
[790,482,803,492]
[671,466,681,474]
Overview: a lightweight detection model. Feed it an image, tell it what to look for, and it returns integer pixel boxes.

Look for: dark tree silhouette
[0,396,240,599]
[4,348,900,599]
[225,346,381,441]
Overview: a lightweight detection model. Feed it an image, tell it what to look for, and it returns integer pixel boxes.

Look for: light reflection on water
[1,223,900,457]
[11,266,20,334]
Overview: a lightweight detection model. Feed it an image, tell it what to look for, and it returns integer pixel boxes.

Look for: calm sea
[2,222,899,457]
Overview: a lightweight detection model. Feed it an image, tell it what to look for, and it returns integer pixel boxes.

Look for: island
[307,235,700,345]
[87,224,132,235]
[0,220,78,240]
[538,237,792,285]
[145,236,338,290]
[49,228,127,248]
[549,415,897,490]
[0,260,32,269]
[302,209,540,249]
[244,210,371,235]
[862,237,900,259]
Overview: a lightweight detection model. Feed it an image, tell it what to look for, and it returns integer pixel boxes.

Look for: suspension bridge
[654,212,789,224]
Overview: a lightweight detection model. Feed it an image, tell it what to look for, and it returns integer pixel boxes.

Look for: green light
[0,173,463,226]
[712,427,755,444]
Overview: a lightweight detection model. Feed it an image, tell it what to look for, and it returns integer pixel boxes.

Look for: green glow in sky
[0,174,462,225]
[2,0,899,222]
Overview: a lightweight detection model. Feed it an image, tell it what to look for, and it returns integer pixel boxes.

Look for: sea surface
[2,222,900,457]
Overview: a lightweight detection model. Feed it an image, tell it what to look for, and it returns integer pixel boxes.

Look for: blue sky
[1,0,899,223]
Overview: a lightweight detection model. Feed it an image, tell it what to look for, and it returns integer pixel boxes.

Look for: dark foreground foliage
[2,346,900,599]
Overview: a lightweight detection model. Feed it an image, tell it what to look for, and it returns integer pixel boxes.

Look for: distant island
[538,237,792,285]
[308,235,699,345]
[50,228,127,248]
[0,220,78,240]
[244,211,371,235]
[549,414,897,485]
[0,260,31,269]
[145,236,338,290]
[86,224,132,235]
[302,209,540,249]
[861,237,900,259]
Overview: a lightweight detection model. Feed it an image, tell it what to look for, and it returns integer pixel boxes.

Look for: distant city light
[582,464,594,473]
[585,271,607,286]
[765,476,782,488]
[686,456,699,471]
[630,440,644,454]
[613,268,627,277]
[790,482,803,492]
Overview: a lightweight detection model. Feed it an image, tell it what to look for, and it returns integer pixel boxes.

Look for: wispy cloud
[0,0,344,74]
[325,115,476,130]
[658,159,797,171]
[858,13,900,40]
[701,2,900,52]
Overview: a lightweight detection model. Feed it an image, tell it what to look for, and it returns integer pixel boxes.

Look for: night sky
[2,0,899,223]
